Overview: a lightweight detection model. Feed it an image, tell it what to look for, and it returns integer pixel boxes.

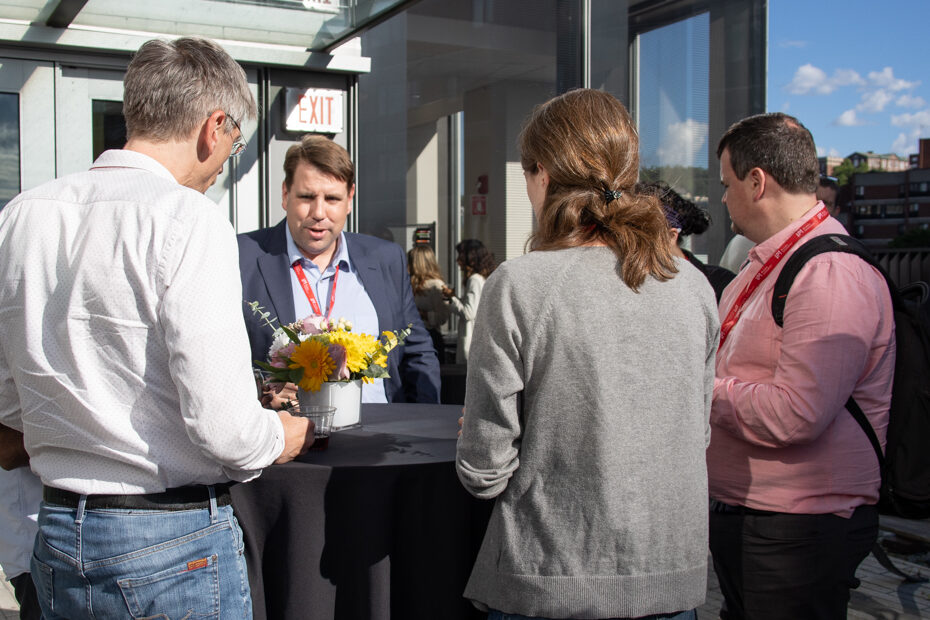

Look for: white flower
[268,330,292,357]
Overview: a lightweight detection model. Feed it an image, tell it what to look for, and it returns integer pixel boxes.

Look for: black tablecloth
[231,403,493,620]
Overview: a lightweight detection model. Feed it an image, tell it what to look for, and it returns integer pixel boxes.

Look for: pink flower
[327,343,350,380]
[271,342,296,367]
[300,315,326,335]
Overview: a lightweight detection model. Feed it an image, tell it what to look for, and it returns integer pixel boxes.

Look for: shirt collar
[284,225,352,275]
[747,201,827,266]
[90,149,178,183]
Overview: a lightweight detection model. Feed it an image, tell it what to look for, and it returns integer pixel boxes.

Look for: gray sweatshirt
[456,247,719,619]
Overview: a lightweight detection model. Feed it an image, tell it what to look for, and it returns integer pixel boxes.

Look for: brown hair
[716,112,819,194]
[407,245,444,294]
[455,239,496,279]
[283,134,355,190]
[519,89,676,291]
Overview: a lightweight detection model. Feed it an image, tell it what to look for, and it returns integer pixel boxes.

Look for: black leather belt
[710,498,778,516]
[43,484,232,511]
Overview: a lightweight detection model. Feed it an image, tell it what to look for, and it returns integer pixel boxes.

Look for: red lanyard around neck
[292,262,340,319]
[718,206,829,348]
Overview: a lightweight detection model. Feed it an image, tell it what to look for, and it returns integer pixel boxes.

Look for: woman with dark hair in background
[638,181,736,301]
[443,239,495,364]
[407,244,450,358]
[456,88,718,620]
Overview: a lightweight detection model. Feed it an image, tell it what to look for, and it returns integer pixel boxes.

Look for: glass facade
[358,0,563,282]
[0,0,766,263]
[357,0,766,279]
[636,11,710,256]
[0,0,410,51]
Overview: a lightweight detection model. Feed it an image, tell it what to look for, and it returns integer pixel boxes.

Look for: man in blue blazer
[238,135,440,404]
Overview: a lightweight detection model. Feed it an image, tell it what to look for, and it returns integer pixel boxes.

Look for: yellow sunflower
[289,339,335,392]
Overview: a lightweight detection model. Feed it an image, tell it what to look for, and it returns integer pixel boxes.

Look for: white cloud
[835,109,865,126]
[656,119,708,167]
[891,132,916,155]
[857,90,894,113]
[891,109,930,129]
[829,147,841,157]
[779,40,807,48]
[787,64,830,94]
[897,94,926,108]
[833,69,864,87]
[816,146,825,157]
[888,108,930,155]
[867,67,919,92]
[780,100,791,112]
[786,64,864,95]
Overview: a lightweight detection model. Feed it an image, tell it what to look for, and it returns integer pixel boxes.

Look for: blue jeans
[31,492,252,619]
[488,609,697,620]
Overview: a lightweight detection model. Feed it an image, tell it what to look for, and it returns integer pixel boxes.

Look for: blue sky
[768,0,930,158]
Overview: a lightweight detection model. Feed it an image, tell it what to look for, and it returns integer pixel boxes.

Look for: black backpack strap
[845,396,885,467]
[851,394,927,584]
[771,233,891,465]
[772,234,905,327]
[870,541,929,583]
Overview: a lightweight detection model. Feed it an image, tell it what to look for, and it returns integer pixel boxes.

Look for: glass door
[54,64,261,230]
[55,65,126,177]
[0,58,55,211]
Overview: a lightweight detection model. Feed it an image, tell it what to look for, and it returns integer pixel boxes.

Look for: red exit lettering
[298,95,335,127]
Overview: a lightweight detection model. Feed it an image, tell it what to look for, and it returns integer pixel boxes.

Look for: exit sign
[284,88,344,134]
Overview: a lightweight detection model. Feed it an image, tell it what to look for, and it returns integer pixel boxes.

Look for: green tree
[832,158,869,186]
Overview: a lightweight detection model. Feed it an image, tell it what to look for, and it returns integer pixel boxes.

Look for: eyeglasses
[820,174,838,183]
[226,112,247,158]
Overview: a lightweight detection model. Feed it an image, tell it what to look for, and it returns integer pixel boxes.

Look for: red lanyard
[719,206,829,348]
[292,262,340,319]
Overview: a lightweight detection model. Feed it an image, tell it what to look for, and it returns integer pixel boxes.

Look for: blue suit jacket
[237,220,441,403]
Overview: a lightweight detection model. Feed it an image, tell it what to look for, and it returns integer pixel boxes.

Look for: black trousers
[10,572,41,620]
[709,503,878,620]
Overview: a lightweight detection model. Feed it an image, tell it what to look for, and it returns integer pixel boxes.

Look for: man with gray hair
[0,37,313,618]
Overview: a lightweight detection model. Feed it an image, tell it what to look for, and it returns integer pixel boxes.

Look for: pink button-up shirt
[709,203,895,517]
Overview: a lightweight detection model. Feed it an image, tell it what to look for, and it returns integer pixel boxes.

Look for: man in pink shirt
[708,113,895,620]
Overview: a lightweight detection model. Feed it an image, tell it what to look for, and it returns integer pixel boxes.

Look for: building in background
[0,0,386,234]
[847,151,911,173]
[819,155,845,177]
[849,167,930,246]
[0,0,766,280]
[912,138,930,169]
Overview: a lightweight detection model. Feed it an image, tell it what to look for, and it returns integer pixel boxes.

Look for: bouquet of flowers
[247,301,411,393]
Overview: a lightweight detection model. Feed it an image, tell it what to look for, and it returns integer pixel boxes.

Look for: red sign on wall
[285,88,344,134]
[471,195,487,216]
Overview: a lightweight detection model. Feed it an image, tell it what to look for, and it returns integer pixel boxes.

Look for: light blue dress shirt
[285,227,387,403]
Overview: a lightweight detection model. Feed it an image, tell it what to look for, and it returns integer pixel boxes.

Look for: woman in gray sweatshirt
[455,89,719,620]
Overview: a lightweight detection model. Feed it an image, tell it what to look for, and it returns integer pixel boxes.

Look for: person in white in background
[718,233,755,273]
[443,239,496,364]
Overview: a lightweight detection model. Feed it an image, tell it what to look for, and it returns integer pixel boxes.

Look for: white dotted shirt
[0,150,285,494]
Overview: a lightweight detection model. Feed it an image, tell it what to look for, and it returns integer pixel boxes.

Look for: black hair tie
[603,188,623,203]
